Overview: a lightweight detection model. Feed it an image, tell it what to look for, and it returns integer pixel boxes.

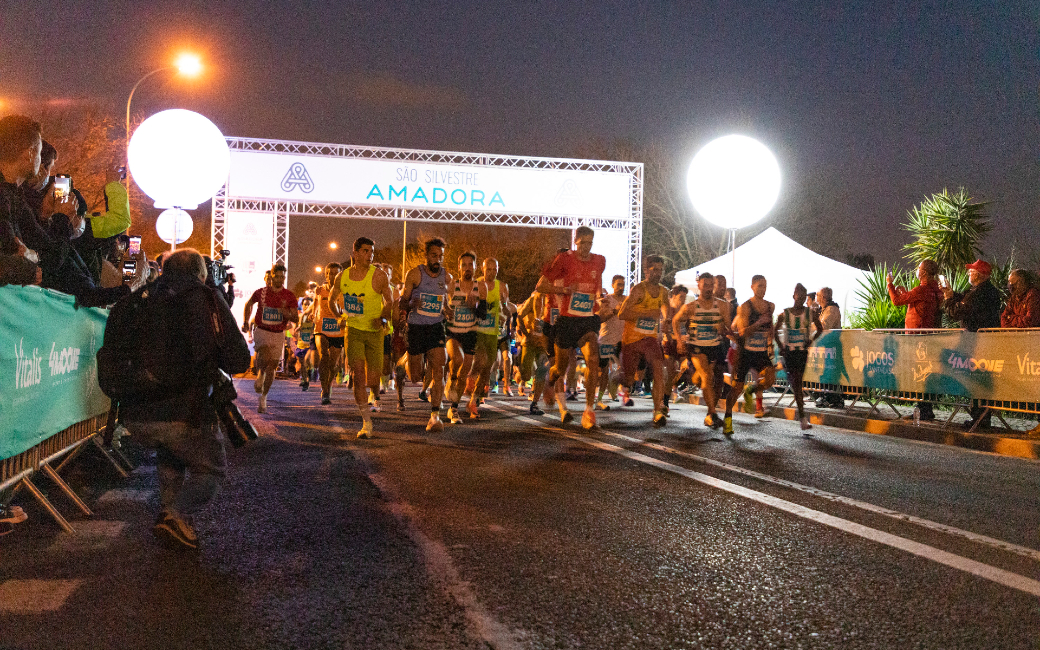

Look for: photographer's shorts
[346,327,384,376]
[253,326,285,364]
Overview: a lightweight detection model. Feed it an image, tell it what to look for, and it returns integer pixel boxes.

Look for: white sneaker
[370,400,381,413]
[426,413,443,433]
[257,394,267,414]
[357,419,373,439]
[447,407,462,424]
[800,417,812,431]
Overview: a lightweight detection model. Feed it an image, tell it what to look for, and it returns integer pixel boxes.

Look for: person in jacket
[1002,270,1040,329]
[943,259,1003,430]
[120,248,250,550]
[888,259,944,421]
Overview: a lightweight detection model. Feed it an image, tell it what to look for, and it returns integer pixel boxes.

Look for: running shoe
[800,417,812,431]
[418,389,429,402]
[357,420,373,439]
[561,410,574,424]
[321,395,331,406]
[566,391,578,402]
[652,411,666,428]
[619,389,634,408]
[153,511,198,551]
[467,400,480,420]
[754,407,767,418]
[705,413,723,429]
[582,408,596,430]
[447,408,463,424]
[371,400,381,413]
[596,401,610,411]
[0,505,27,525]
[662,404,670,416]
[397,399,405,412]
[426,413,444,433]
[257,394,267,414]
[723,416,734,436]
[529,403,544,416]
[300,377,309,391]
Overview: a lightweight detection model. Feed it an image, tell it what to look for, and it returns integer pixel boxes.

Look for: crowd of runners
[241,227,828,439]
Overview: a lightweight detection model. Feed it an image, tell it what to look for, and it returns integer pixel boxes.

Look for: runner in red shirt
[241,264,299,413]
[535,226,606,429]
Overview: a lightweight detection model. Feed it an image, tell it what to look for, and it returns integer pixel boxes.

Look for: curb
[684,395,1040,461]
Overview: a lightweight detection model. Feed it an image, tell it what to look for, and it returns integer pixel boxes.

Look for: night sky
[2,1,1037,265]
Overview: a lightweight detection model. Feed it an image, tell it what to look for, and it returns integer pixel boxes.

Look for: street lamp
[329,242,338,250]
[125,53,203,147]
[687,134,780,283]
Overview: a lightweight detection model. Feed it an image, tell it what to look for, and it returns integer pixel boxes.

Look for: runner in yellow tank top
[330,237,393,439]
[617,255,669,427]
[467,258,513,419]
[313,263,344,406]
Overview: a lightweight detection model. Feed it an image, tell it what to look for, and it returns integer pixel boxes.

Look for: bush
[848,264,913,330]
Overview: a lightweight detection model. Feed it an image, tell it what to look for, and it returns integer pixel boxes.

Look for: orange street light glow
[329,242,338,249]
[175,53,203,77]
[314,266,322,273]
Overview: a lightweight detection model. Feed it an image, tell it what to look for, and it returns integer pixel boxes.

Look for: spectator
[1001,269,1040,328]
[73,165,133,284]
[888,260,944,421]
[120,248,250,550]
[0,252,41,287]
[813,287,844,408]
[942,259,1003,429]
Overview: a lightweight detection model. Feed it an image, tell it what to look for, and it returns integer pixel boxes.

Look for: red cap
[965,259,992,275]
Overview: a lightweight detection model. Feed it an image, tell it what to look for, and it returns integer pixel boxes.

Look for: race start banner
[0,286,110,460]
[804,330,1040,402]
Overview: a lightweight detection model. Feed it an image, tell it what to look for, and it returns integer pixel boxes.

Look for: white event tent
[673,227,869,322]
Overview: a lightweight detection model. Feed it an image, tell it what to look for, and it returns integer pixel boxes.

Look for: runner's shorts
[598,342,620,368]
[253,326,285,363]
[781,349,808,375]
[554,315,600,350]
[448,329,478,355]
[543,322,555,349]
[318,333,344,349]
[692,343,726,366]
[294,346,309,360]
[662,338,678,358]
[735,348,773,380]
[346,327,384,376]
[383,334,392,356]
[407,321,447,356]
[498,335,511,352]
[621,337,664,378]
[475,331,499,360]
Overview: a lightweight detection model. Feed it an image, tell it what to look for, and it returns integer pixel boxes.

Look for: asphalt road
[3,379,1040,649]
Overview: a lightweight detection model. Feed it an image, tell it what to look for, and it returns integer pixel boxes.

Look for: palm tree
[902,188,992,277]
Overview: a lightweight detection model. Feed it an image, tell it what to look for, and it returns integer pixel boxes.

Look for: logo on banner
[1018,354,1040,376]
[947,353,1004,373]
[807,346,836,370]
[913,341,933,382]
[556,179,581,207]
[13,338,43,390]
[281,163,314,193]
[850,346,894,373]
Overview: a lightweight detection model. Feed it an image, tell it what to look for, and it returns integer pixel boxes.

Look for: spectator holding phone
[887,260,943,421]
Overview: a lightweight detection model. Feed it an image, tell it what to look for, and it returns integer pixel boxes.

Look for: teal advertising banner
[803,330,1040,403]
[0,286,110,460]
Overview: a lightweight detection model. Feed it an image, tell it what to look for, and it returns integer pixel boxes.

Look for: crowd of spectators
[0,114,147,306]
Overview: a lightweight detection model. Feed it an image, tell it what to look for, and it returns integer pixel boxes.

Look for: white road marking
[0,579,84,613]
[490,403,1040,598]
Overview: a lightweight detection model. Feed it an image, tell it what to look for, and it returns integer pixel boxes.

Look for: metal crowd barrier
[1,413,130,533]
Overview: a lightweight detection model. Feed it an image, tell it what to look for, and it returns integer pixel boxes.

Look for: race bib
[321,317,341,334]
[476,312,495,329]
[786,328,806,348]
[747,331,770,350]
[301,331,313,344]
[342,294,364,316]
[635,317,658,335]
[695,324,718,342]
[599,343,619,358]
[569,292,594,316]
[418,293,443,317]
[261,306,282,325]
[454,305,475,326]
[549,308,560,325]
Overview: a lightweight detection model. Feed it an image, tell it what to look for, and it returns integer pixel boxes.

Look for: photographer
[119,248,250,550]
[204,250,236,307]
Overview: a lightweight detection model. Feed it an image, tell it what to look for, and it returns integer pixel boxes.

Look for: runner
[330,237,393,439]
[241,264,298,414]
[312,263,345,405]
[516,293,549,415]
[595,275,626,410]
[775,283,824,430]
[379,264,401,403]
[722,274,776,436]
[712,273,735,409]
[661,284,690,413]
[618,255,669,427]
[673,273,731,429]
[444,252,488,424]
[292,298,317,391]
[536,226,606,429]
[468,257,511,419]
[400,237,452,432]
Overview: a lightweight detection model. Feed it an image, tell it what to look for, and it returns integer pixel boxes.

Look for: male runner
[775,283,823,430]
[596,275,626,410]
[293,299,316,391]
[661,284,689,413]
[330,238,393,439]
[673,273,731,428]
[536,226,605,429]
[241,264,298,413]
[516,293,548,415]
[468,257,511,418]
[312,263,345,405]
[401,238,452,432]
[618,255,669,427]
[712,274,735,407]
[722,274,776,436]
[444,252,488,424]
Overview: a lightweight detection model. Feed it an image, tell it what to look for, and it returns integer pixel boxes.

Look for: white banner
[224,211,274,326]
[227,150,632,220]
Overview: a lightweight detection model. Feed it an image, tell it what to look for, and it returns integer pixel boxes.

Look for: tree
[902,187,992,276]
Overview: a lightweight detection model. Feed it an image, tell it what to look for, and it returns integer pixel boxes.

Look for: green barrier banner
[804,330,1040,402]
[0,286,110,460]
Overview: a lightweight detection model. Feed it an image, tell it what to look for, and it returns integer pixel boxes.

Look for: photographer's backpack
[96,284,200,404]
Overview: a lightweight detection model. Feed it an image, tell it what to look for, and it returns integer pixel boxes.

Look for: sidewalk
[685,392,1040,461]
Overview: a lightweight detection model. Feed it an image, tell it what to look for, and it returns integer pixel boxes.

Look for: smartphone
[53,175,72,200]
[128,236,142,256]
[122,260,137,281]
[938,274,947,286]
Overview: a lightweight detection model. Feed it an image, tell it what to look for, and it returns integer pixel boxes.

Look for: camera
[211,370,258,448]
[206,249,234,287]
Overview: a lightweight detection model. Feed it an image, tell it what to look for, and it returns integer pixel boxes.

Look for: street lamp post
[125,54,203,150]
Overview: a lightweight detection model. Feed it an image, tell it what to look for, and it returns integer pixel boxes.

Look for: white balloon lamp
[128,109,230,211]
[155,209,194,245]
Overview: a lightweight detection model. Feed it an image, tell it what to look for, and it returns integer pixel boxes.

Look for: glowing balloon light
[155,209,194,244]
[687,135,781,230]
[128,109,230,210]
